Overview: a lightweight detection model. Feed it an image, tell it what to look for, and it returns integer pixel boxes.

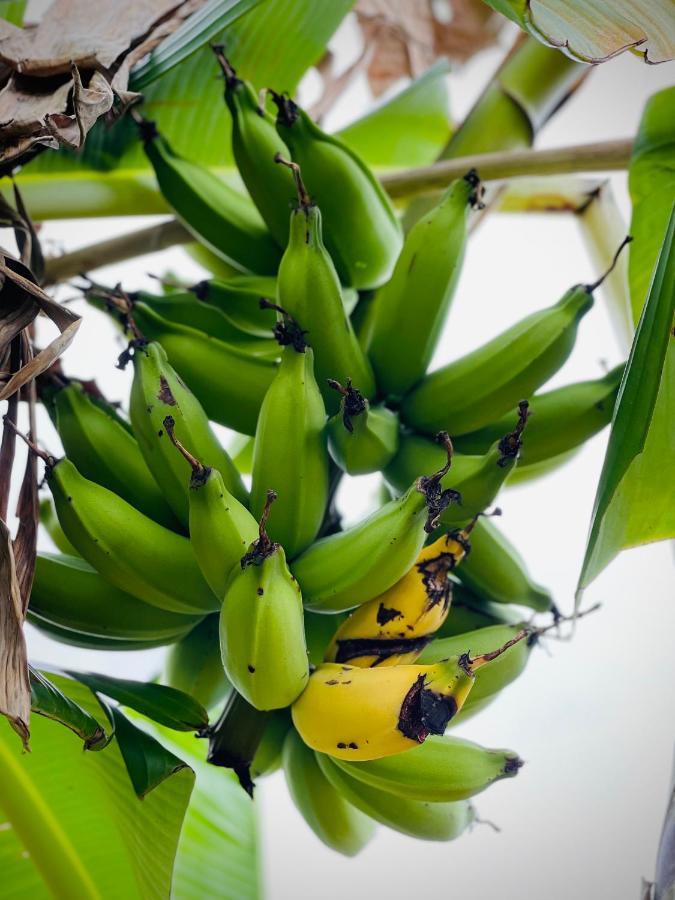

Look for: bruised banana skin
[164,615,230,710]
[131,301,276,436]
[140,120,280,274]
[51,381,178,530]
[29,553,201,643]
[333,734,523,802]
[283,729,375,857]
[326,380,399,476]
[291,658,476,761]
[129,340,247,529]
[316,753,475,842]
[273,94,402,289]
[324,529,474,667]
[48,458,219,615]
[368,173,482,396]
[220,495,309,710]
[276,188,375,415]
[456,517,552,612]
[251,343,329,558]
[453,364,624,470]
[401,283,595,435]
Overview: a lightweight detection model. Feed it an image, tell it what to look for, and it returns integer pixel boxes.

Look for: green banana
[367,173,483,396]
[385,406,529,528]
[401,282,595,435]
[275,159,375,413]
[139,119,280,274]
[27,612,182,652]
[40,497,79,555]
[191,275,278,336]
[250,321,329,558]
[437,584,522,637]
[162,417,258,599]
[47,456,219,615]
[128,340,247,528]
[215,48,296,247]
[282,729,375,856]
[164,615,230,709]
[292,437,461,613]
[29,553,201,642]
[334,734,522,802]
[456,517,552,612]
[251,711,292,779]
[304,610,348,667]
[326,379,399,475]
[130,301,277,435]
[317,753,475,842]
[220,492,309,710]
[453,364,624,471]
[272,94,402,289]
[48,380,178,530]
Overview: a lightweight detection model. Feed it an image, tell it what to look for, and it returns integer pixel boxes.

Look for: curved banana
[324,526,477,667]
[48,379,178,530]
[40,497,79,556]
[453,364,624,473]
[220,492,309,710]
[27,612,183,652]
[326,379,399,475]
[437,585,522,638]
[368,172,483,396]
[139,118,280,274]
[291,437,461,613]
[275,159,375,413]
[251,711,292,779]
[316,752,475,842]
[333,734,522,802]
[30,553,201,642]
[164,615,230,709]
[190,275,278,336]
[128,340,247,528]
[272,94,402,289]
[215,48,295,247]
[282,729,375,856]
[401,282,595,435]
[163,417,258,599]
[130,301,277,435]
[47,456,219,615]
[250,321,329,558]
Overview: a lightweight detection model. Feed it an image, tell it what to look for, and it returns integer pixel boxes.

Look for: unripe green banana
[139,119,280,274]
[30,553,201,642]
[367,173,483,396]
[130,301,277,435]
[436,585,522,637]
[250,323,329,558]
[48,380,178,530]
[326,380,399,476]
[164,615,230,709]
[27,612,182,651]
[162,417,258,598]
[453,365,624,476]
[316,753,475,842]
[305,611,348,667]
[401,283,595,435]
[39,497,79,555]
[292,439,461,613]
[272,94,402,289]
[456,517,552,612]
[47,457,219,615]
[128,340,247,528]
[190,275,278,336]
[220,492,309,710]
[385,407,529,529]
[215,48,295,247]
[275,160,375,413]
[282,729,375,856]
[333,734,523,802]
[251,711,292,779]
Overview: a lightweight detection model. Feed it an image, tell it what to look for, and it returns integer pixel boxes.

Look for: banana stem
[497,400,531,466]
[163,415,208,484]
[241,490,278,566]
[418,432,462,534]
[211,44,239,87]
[205,690,270,797]
[274,153,311,208]
[585,234,633,293]
[2,416,54,468]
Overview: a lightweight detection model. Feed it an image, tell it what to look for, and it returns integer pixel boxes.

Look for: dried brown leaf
[12,336,38,612]
[0,518,30,749]
[0,340,20,521]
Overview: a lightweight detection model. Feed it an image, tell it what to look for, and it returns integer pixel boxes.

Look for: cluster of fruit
[31,50,622,854]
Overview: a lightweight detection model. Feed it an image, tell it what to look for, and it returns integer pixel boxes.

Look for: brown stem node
[163,415,209,486]
[211,44,240,87]
[497,400,530,466]
[274,153,311,208]
[241,489,278,567]
[586,235,632,292]
[328,379,366,432]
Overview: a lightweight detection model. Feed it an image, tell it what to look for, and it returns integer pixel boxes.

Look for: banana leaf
[577,206,675,597]
[29,667,109,750]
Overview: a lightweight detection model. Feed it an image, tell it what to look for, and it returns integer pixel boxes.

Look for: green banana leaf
[0,674,194,899]
[70,671,209,732]
[29,667,109,750]
[628,86,675,322]
[336,60,452,169]
[483,1,673,63]
[577,206,675,597]
[130,0,265,89]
